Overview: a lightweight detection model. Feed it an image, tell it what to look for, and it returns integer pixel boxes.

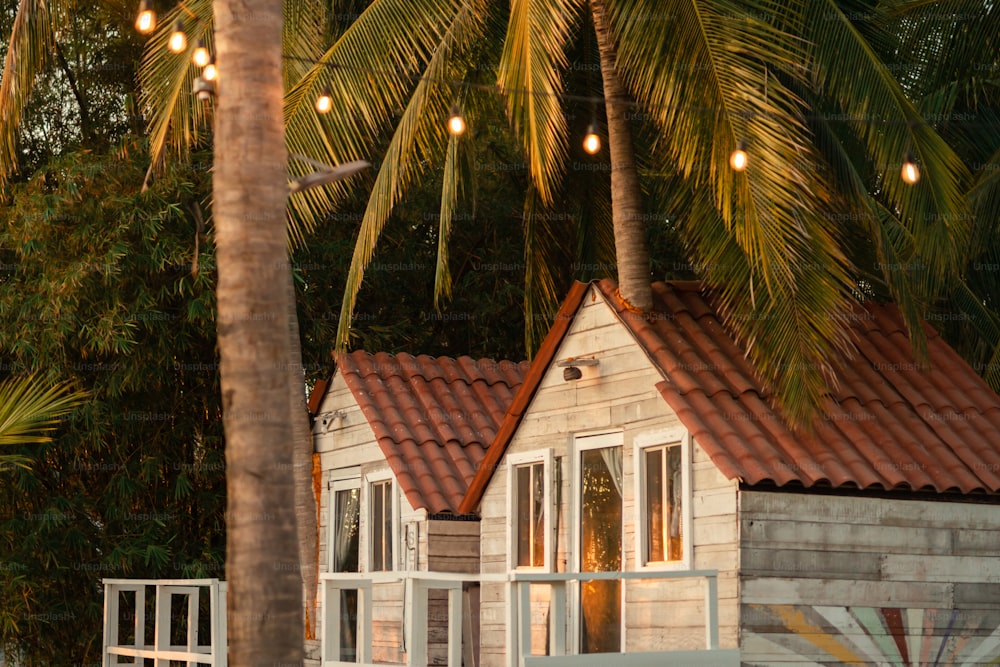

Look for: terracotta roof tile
[334,351,529,513]
[461,280,1000,511]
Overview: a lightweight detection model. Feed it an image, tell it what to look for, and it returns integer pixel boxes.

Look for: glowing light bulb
[315,86,333,114]
[729,141,748,171]
[135,0,156,34]
[203,56,217,82]
[192,40,210,67]
[583,124,601,155]
[901,154,920,185]
[447,106,466,136]
[168,21,187,53]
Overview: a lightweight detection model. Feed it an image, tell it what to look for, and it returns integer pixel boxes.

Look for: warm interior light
[192,41,210,67]
[315,86,333,114]
[583,124,601,155]
[901,154,920,185]
[135,0,156,34]
[729,141,748,171]
[203,56,217,82]
[168,21,187,53]
[447,106,466,136]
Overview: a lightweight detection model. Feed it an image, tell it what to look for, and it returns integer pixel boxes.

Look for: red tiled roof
[335,351,530,514]
[459,280,1000,512]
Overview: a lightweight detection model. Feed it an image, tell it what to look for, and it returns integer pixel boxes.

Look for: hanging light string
[136,4,953,181]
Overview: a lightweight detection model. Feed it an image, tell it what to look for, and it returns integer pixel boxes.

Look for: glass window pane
[532,463,545,567]
[384,482,393,569]
[334,488,360,573]
[372,482,384,571]
[645,448,664,562]
[667,445,683,561]
[580,446,622,653]
[516,466,531,566]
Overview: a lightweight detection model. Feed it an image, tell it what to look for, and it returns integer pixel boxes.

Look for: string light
[901,153,920,184]
[447,105,466,136]
[168,21,187,54]
[583,124,601,155]
[193,77,215,101]
[315,86,333,114]
[192,40,210,67]
[729,140,748,171]
[135,0,156,34]
[203,56,218,82]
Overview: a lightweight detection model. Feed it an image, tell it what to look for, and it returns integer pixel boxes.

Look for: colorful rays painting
[744,605,1000,666]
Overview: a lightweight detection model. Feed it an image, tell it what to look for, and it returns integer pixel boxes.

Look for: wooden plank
[741,577,954,607]
[882,554,1000,582]
[521,649,740,667]
[741,548,882,579]
[740,490,1000,529]
[741,518,952,554]
[953,528,1000,555]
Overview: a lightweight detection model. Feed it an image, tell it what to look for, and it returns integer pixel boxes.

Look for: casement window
[369,478,394,571]
[328,475,360,661]
[635,429,692,569]
[508,450,553,570]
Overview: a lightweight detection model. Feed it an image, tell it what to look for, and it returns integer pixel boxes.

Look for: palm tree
[211,0,303,661]
[0,376,85,470]
[270,0,979,422]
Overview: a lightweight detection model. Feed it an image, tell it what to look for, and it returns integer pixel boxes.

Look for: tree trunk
[214,0,304,663]
[285,260,319,640]
[590,0,653,312]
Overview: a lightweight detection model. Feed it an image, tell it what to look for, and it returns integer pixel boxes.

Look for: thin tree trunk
[214,0,304,663]
[285,260,319,640]
[590,0,653,312]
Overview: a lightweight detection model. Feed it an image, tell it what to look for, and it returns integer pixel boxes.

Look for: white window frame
[327,476,361,573]
[506,449,554,572]
[569,430,626,654]
[633,426,693,571]
[363,469,399,572]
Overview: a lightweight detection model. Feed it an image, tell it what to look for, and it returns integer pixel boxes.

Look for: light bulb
[729,141,748,172]
[447,106,466,136]
[315,86,333,114]
[193,77,215,102]
[192,41,210,67]
[583,124,601,155]
[901,154,920,185]
[168,21,187,53]
[135,0,156,34]
[203,56,217,82]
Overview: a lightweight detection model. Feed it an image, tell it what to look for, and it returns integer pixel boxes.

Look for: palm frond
[496,0,583,204]
[434,128,464,309]
[0,0,55,181]
[331,0,488,348]
[137,0,214,188]
[612,0,859,423]
[522,186,564,354]
[282,0,473,244]
[0,375,85,449]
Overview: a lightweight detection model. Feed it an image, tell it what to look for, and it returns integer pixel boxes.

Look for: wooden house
[456,279,1000,667]
[309,350,529,666]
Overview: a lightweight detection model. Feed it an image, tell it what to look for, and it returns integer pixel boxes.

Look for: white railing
[320,571,475,667]
[508,569,740,667]
[102,578,227,667]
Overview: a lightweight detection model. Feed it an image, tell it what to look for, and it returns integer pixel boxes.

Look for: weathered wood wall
[740,490,1000,665]
[314,376,482,665]
[478,290,740,667]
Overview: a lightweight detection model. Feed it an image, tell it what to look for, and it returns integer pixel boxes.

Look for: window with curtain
[332,485,360,661]
[370,480,393,571]
[644,444,683,563]
[514,461,546,567]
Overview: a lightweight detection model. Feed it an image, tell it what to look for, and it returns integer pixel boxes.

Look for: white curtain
[599,446,623,498]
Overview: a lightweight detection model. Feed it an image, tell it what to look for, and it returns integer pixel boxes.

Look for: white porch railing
[320,571,476,667]
[509,569,740,667]
[102,578,227,667]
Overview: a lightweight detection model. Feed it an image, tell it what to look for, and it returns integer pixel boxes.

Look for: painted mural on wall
[744,605,1000,666]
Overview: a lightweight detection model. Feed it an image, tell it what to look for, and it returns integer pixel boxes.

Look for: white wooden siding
[477,289,740,667]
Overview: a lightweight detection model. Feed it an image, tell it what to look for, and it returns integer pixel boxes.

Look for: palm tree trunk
[285,261,319,640]
[590,0,653,312]
[214,0,304,663]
